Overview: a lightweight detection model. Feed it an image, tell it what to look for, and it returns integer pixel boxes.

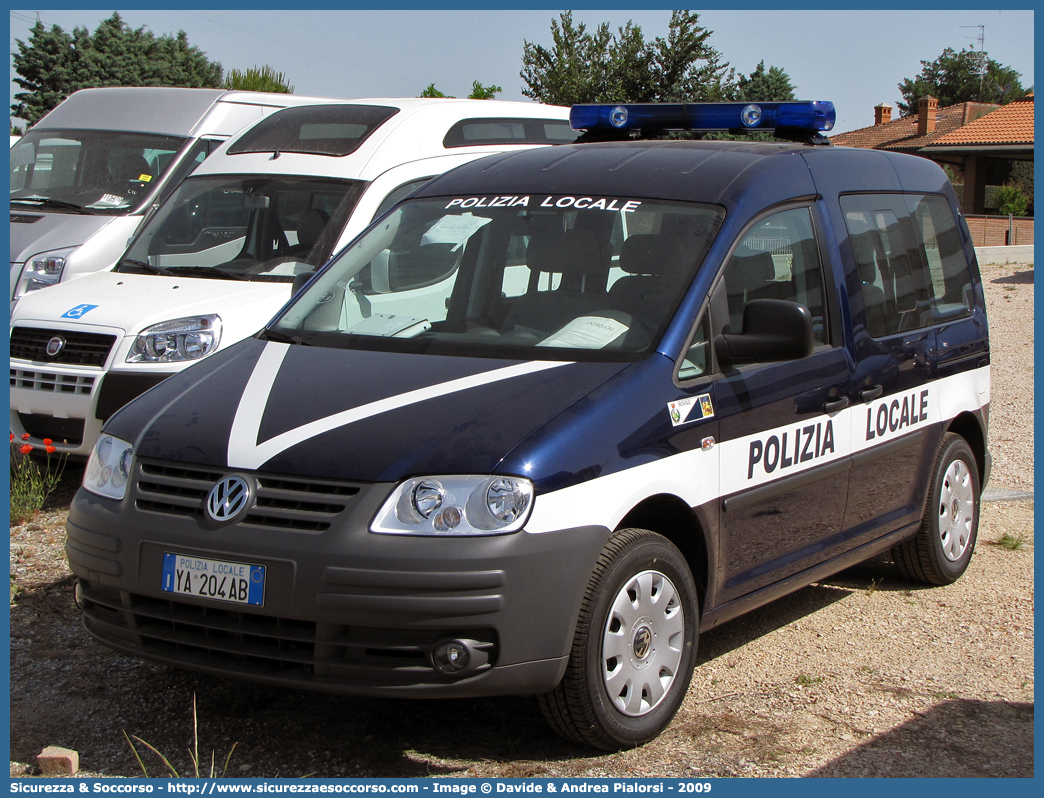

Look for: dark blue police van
[66,102,990,749]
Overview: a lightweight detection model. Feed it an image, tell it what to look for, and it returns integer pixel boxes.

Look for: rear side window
[842,194,973,338]
[905,194,976,318]
[228,105,399,156]
[443,118,579,148]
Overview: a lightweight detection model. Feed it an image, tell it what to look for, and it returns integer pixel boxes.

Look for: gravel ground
[8,260,1033,779]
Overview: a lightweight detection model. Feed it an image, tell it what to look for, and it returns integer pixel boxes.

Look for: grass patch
[795,673,823,687]
[993,531,1027,551]
[125,694,238,778]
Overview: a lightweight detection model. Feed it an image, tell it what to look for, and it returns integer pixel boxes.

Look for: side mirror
[714,299,814,367]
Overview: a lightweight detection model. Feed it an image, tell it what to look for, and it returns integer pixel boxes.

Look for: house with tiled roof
[921,93,1034,212]
[831,97,999,157]
[832,94,1034,246]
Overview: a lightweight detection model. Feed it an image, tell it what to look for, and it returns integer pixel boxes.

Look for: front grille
[10,327,117,367]
[80,582,496,687]
[135,461,361,533]
[11,367,97,395]
[17,414,85,446]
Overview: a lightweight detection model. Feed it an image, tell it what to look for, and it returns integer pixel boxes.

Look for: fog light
[73,580,85,610]
[433,640,470,673]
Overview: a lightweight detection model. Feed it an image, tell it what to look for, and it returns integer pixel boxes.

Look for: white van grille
[10,368,97,395]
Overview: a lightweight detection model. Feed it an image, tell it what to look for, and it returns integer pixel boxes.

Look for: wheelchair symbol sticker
[61,304,99,319]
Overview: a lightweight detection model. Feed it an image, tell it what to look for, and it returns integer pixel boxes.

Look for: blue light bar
[570,101,836,135]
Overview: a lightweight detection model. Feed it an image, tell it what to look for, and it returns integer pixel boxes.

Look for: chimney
[874,103,893,126]
[917,96,938,136]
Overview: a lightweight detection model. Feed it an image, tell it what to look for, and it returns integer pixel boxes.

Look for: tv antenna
[961,24,986,100]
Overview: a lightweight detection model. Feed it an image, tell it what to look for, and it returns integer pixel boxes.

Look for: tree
[520,11,735,106]
[468,81,503,100]
[994,184,1029,217]
[225,66,294,93]
[12,13,223,126]
[897,47,1025,115]
[734,61,795,102]
[419,80,503,99]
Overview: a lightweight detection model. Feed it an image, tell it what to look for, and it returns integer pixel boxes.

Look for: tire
[539,528,698,750]
[892,433,980,586]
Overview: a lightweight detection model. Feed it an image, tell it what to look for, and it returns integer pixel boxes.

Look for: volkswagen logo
[206,475,251,523]
[45,335,66,357]
[632,626,653,660]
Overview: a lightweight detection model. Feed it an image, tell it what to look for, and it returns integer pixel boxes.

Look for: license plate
[161,553,265,606]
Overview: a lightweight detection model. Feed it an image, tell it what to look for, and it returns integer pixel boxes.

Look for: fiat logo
[45,335,66,357]
[206,476,251,523]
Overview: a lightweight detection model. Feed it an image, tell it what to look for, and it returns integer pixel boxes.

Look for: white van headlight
[372,475,534,536]
[126,315,222,363]
[16,246,75,296]
[83,434,134,500]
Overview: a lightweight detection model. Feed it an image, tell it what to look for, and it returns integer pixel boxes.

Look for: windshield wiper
[260,328,312,346]
[155,265,247,281]
[11,196,95,214]
[118,258,173,276]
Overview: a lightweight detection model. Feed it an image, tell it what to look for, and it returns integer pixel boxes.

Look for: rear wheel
[539,528,698,750]
[892,433,980,585]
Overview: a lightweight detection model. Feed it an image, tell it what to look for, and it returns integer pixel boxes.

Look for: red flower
[9,432,13,442]
[43,438,53,446]
[21,433,30,441]
[45,445,56,454]
[19,444,33,455]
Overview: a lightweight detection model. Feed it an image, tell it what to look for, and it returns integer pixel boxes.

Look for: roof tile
[927,94,1034,146]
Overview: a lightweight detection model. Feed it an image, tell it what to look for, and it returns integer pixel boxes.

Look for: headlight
[371,475,534,536]
[16,246,75,297]
[83,434,134,500]
[126,315,222,363]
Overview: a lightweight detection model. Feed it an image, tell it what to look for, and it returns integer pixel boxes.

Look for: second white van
[10,87,338,300]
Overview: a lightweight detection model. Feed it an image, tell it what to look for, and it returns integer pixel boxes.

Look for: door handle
[860,385,884,402]
[824,396,850,414]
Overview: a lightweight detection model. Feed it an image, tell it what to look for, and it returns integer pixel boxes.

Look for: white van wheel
[892,433,980,586]
[539,528,698,750]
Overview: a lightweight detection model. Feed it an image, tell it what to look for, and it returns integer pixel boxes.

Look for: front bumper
[11,367,171,457]
[66,459,610,697]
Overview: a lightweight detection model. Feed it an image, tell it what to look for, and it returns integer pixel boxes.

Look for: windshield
[269,194,724,361]
[117,174,363,282]
[10,128,187,214]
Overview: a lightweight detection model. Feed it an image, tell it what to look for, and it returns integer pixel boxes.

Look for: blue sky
[7,8,1036,134]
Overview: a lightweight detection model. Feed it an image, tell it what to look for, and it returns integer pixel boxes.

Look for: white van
[10,87,337,300]
[9,98,575,457]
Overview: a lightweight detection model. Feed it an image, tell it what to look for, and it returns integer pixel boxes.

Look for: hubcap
[602,570,686,717]
[938,459,975,561]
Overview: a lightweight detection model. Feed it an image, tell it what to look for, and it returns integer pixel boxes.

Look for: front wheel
[539,528,698,750]
[892,432,980,585]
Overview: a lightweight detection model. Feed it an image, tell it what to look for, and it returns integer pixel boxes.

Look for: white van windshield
[117,174,363,282]
[269,195,724,360]
[10,128,186,214]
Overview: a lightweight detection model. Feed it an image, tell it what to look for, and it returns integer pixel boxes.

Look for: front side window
[10,128,186,214]
[721,206,829,346]
[270,194,725,361]
[117,174,363,282]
